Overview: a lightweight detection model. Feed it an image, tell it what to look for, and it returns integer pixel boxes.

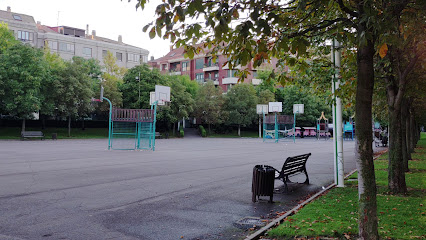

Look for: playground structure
[94,85,170,151]
[316,112,329,140]
[109,108,157,150]
[343,118,354,140]
[263,114,295,143]
[262,102,303,143]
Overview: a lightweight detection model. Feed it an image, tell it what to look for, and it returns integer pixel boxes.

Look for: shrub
[199,125,207,137]
[179,128,184,138]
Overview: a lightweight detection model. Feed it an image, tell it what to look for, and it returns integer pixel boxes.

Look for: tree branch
[401,50,423,85]
[336,0,358,17]
[288,17,355,38]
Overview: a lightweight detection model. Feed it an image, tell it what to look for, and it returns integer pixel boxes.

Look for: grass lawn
[0,127,108,139]
[266,133,426,240]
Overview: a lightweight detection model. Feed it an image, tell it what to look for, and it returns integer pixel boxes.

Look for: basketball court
[0,137,367,240]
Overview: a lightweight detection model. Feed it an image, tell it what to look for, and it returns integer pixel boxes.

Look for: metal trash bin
[252,165,275,203]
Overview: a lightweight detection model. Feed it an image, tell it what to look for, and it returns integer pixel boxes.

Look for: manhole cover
[234,217,266,229]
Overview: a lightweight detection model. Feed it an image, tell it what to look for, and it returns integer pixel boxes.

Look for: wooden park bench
[21,131,45,140]
[272,153,311,192]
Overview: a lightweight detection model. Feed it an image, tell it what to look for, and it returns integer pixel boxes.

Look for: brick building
[149,45,280,92]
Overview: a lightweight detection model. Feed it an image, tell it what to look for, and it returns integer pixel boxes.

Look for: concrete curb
[244,168,358,240]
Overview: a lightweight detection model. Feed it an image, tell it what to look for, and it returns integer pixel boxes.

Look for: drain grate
[235,217,266,229]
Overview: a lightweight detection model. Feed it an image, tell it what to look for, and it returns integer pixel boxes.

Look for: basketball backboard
[293,104,304,114]
[154,85,171,105]
[268,102,282,113]
[256,104,269,114]
[149,92,156,106]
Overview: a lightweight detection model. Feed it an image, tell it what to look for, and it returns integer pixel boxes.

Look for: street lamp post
[135,72,141,108]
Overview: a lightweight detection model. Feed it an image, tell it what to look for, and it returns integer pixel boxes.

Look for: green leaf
[149,27,156,39]
[142,24,150,33]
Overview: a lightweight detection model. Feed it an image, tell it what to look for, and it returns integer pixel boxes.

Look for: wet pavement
[0,136,382,240]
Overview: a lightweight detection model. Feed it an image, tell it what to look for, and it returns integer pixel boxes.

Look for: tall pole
[275,112,278,143]
[293,113,296,143]
[138,72,141,108]
[259,115,262,138]
[103,97,112,150]
[332,39,344,187]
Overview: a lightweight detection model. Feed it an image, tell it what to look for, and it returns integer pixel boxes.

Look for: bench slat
[275,153,311,191]
[21,131,44,140]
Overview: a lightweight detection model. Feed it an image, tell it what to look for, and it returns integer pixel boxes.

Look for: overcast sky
[0,0,171,59]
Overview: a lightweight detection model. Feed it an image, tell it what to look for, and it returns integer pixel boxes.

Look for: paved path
[0,137,371,240]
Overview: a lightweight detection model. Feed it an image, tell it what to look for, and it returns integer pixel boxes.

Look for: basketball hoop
[151,85,171,106]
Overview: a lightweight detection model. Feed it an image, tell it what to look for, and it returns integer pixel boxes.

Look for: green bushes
[199,125,207,137]
[179,128,184,138]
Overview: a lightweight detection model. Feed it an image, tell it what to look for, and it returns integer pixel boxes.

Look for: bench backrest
[21,131,44,136]
[281,153,311,176]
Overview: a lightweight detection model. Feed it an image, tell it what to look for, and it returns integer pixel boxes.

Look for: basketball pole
[259,115,262,138]
[332,39,344,187]
[152,101,158,151]
[102,97,112,150]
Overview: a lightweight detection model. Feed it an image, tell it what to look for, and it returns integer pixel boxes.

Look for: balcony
[203,62,219,72]
[205,78,220,85]
[222,77,238,85]
[222,63,241,70]
[252,78,262,85]
[169,67,181,76]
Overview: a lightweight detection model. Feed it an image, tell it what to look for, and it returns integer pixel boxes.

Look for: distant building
[0,7,149,69]
[149,45,282,92]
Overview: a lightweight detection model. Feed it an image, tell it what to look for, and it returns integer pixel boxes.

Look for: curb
[244,168,358,240]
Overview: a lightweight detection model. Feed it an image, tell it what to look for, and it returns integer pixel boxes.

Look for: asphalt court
[0,137,360,240]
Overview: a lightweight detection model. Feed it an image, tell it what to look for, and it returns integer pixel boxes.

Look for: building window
[102,50,108,58]
[45,40,58,50]
[206,57,214,67]
[17,31,33,42]
[127,53,140,63]
[59,42,75,53]
[182,61,189,72]
[227,70,237,77]
[162,64,168,71]
[195,73,204,83]
[142,55,148,63]
[116,52,123,61]
[13,15,22,21]
[214,72,218,79]
[252,70,258,78]
[83,47,92,57]
[195,58,204,70]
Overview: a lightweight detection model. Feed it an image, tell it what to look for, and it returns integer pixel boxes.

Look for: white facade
[0,7,149,69]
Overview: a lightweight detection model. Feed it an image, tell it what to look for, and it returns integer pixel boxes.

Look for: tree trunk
[388,107,407,193]
[173,122,176,136]
[82,118,85,131]
[409,113,416,153]
[208,123,211,134]
[238,125,241,136]
[405,106,412,160]
[68,116,71,137]
[401,101,409,172]
[41,115,46,130]
[22,119,26,132]
[355,38,379,240]
[414,121,421,142]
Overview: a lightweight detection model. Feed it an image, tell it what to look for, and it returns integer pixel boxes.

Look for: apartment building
[0,7,149,68]
[149,45,279,92]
